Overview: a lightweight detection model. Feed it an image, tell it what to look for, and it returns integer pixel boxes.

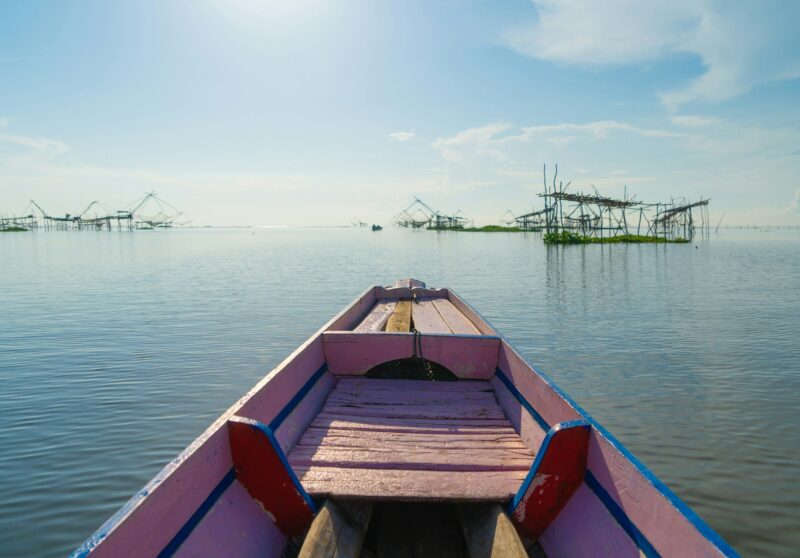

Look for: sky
[1,0,799,226]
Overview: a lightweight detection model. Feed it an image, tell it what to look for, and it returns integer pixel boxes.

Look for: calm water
[1,228,798,557]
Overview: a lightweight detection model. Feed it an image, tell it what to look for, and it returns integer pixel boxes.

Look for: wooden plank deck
[288,378,534,502]
[411,299,451,333]
[354,300,397,332]
[411,298,481,334]
[386,300,412,332]
[350,297,480,334]
[432,298,480,334]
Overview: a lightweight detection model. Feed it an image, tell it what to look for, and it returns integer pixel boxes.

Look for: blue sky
[1,0,799,226]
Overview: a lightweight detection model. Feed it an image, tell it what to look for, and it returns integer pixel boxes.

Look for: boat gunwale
[71,284,378,557]
[446,287,738,558]
[322,330,498,341]
[73,282,737,558]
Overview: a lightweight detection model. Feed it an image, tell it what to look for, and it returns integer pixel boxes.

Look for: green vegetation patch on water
[429,225,538,233]
[544,231,689,245]
[0,226,28,232]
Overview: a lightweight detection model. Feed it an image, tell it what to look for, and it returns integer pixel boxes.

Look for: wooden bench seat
[288,378,534,502]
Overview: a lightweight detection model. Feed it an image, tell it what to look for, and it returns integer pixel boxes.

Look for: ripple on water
[0,228,798,557]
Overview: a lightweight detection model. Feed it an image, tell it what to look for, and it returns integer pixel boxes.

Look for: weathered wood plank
[305,428,518,441]
[456,504,528,558]
[354,300,397,332]
[432,298,480,335]
[411,299,452,333]
[320,403,507,420]
[298,500,373,558]
[445,289,498,335]
[309,416,516,434]
[288,445,533,471]
[334,378,492,392]
[295,467,527,501]
[323,333,500,378]
[394,278,426,289]
[325,390,498,406]
[286,373,537,503]
[296,434,528,451]
[376,286,448,301]
[386,300,412,332]
[299,429,527,446]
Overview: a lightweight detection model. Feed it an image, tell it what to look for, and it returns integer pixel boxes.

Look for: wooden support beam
[298,500,373,558]
[457,504,528,558]
[386,300,412,332]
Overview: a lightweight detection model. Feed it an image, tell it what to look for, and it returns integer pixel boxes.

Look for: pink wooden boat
[72,279,737,557]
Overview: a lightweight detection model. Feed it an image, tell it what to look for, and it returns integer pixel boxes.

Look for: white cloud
[428,120,682,206]
[670,115,720,127]
[499,121,683,143]
[506,0,800,108]
[431,120,681,164]
[389,131,415,142]
[0,133,70,155]
[432,122,512,162]
[0,119,70,156]
[423,118,800,224]
[506,0,696,65]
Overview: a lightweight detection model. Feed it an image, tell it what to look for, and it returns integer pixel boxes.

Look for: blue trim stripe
[157,468,236,558]
[585,471,660,558]
[156,372,323,557]
[496,366,662,556]
[73,365,328,557]
[496,362,738,557]
[251,420,318,514]
[494,368,550,432]
[269,364,327,431]
[509,419,590,513]
[508,364,738,557]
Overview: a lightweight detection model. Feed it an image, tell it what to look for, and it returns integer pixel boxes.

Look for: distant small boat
[372,224,383,231]
[73,279,736,557]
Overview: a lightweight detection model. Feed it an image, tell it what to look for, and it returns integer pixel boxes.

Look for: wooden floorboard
[295,467,527,501]
[432,298,481,335]
[290,446,533,471]
[325,389,498,406]
[308,416,518,434]
[354,300,397,332]
[411,299,452,333]
[298,429,528,447]
[289,378,535,502]
[334,378,493,392]
[386,300,412,332]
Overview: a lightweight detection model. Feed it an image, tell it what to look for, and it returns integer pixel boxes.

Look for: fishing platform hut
[541,164,710,241]
[3,192,186,231]
[394,197,470,230]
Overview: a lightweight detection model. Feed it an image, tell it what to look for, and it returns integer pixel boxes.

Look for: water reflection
[0,228,798,556]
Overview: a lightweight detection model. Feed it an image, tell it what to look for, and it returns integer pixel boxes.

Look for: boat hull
[72,280,736,558]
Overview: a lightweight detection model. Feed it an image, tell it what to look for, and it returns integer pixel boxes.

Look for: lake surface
[1,228,798,557]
